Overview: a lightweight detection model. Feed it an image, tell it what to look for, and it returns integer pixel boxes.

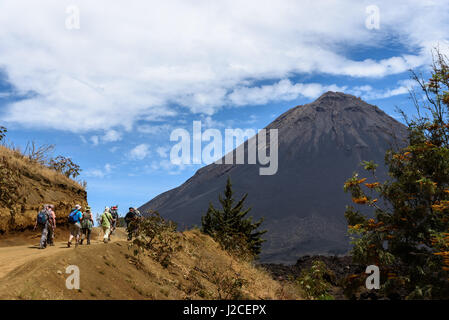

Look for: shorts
[69,222,81,236]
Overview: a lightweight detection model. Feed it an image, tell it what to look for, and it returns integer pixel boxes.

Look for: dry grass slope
[0,145,87,233]
[0,229,300,300]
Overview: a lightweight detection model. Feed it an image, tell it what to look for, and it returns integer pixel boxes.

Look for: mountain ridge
[140,91,408,263]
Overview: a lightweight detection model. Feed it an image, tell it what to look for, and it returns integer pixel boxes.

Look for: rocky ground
[262,255,391,300]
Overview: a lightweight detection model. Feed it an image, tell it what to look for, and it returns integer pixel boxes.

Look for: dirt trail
[0,227,127,279]
[0,228,299,300]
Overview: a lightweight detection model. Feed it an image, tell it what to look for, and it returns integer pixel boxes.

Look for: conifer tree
[201,176,267,258]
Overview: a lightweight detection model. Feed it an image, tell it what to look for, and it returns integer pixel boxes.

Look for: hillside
[0,228,299,300]
[0,145,87,233]
[139,92,409,263]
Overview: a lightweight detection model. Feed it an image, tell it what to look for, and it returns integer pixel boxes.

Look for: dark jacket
[125,211,136,224]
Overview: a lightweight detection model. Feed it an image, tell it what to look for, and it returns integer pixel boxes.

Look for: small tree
[201,177,266,259]
[0,126,6,142]
[344,49,449,299]
[296,260,335,300]
[48,155,81,178]
[131,211,181,267]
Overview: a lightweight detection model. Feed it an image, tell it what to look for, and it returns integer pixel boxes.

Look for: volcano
[139,92,408,263]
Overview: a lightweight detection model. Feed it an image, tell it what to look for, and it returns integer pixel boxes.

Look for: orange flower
[365,182,380,188]
[352,197,368,204]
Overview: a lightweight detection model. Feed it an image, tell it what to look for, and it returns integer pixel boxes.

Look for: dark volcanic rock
[139,91,408,263]
[262,255,364,282]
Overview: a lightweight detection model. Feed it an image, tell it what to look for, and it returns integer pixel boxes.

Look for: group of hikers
[34,204,142,249]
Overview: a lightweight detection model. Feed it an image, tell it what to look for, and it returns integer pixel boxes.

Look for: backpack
[81,212,93,229]
[68,209,80,224]
[125,211,136,224]
[111,209,119,220]
[37,209,48,225]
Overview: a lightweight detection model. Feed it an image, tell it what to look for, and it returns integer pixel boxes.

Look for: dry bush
[48,156,81,179]
[23,142,55,165]
[208,266,248,300]
[0,126,6,142]
[0,145,84,190]
[0,157,20,208]
[130,211,183,268]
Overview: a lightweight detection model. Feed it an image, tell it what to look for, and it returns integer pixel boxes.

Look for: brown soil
[0,228,300,300]
[0,145,87,233]
[0,227,123,279]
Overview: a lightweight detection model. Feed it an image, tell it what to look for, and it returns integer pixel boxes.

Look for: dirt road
[0,227,127,279]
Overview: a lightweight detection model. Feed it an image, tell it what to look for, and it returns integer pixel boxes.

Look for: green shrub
[201,177,266,260]
[0,126,6,142]
[344,49,449,299]
[130,211,182,267]
[48,155,82,179]
[296,260,335,300]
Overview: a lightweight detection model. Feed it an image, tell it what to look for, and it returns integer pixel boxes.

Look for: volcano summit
[140,92,408,263]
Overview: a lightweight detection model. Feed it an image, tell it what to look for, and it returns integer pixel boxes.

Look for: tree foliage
[201,177,266,259]
[344,49,449,299]
[0,126,6,142]
[296,260,335,300]
[131,211,181,268]
[48,155,82,179]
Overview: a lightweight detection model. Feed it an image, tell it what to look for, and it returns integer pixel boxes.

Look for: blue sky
[1,1,449,217]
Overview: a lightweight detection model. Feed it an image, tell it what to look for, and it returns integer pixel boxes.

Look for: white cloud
[84,163,114,178]
[79,135,87,144]
[137,124,173,135]
[102,129,122,143]
[0,1,448,132]
[104,163,113,173]
[88,130,122,147]
[85,169,105,178]
[90,135,99,146]
[228,79,346,106]
[156,146,169,158]
[349,79,416,100]
[129,144,150,160]
[147,159,186,175]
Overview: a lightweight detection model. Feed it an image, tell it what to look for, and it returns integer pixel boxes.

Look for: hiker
[67,204,83,248]
[133,207,142,218]
[125,207,139,241]
[100,207,113,243]
[46,204,56,246]
[34,204,53,249]
[109,205,119,238]
[80,206,94,245]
